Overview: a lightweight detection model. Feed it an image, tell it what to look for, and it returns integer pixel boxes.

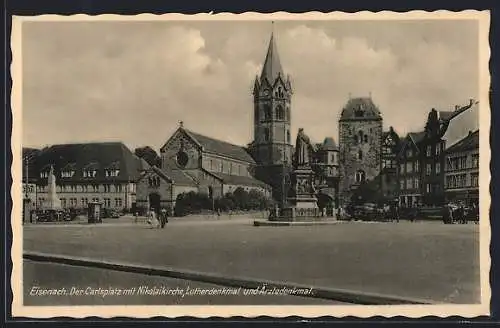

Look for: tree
[134,146,161,167]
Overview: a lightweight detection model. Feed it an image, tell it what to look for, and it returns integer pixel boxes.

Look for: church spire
[260,26,285,84]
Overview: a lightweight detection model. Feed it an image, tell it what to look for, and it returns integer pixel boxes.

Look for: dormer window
[105,169,120,177]
[83,170,97,178]
[61,170,75,178]
[40,171,49,178]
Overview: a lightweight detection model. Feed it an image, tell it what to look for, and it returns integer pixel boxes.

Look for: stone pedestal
[281,167,319,221]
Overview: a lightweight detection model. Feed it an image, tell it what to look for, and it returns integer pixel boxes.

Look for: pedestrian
[447,203,455,224]
[134,211,138,224]
[460,203,467,224]
[160,209,167,229]
[147,208,160,229]
[393,202,400,223]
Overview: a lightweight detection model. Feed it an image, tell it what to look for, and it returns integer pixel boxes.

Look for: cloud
[21,21,479,152]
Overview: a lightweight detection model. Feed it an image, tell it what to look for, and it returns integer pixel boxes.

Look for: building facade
[397,132,425,207]
[444,130,479,206]
[338,97,383,205]
[28,142,148,212]
[379,127,401,201]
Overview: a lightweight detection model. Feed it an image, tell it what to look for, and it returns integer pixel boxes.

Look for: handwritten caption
[29,285,315,298]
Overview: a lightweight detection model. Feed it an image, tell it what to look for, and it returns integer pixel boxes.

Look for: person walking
[160,209,168,229]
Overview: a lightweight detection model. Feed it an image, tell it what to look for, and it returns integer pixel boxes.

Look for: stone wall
[161,131,201,170]
[339,120,383,205]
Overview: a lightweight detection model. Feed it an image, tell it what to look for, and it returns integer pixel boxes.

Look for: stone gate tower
[249,32,294,202]
[338,97,383,206]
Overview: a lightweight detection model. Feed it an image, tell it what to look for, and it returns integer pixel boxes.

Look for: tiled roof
[408,131,426,145]
[183,129,256,163]
[211,172,270,189]
[149,165,197,187]
[446,130,479,153]
[339,97,382,121]
[31,142,145,183]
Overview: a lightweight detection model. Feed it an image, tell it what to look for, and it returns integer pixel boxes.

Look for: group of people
[134,208,169,229]
[445,202,478,224]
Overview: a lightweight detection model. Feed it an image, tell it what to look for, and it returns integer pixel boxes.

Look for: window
[400,179,405,190]
[176,151,189,168]
[358,150,363,160]
[364,135,368,143]
[61,170,75,178]
[472,154,479,168]
[460,156,467,170]
[426,145,432,157]
[40,171,48,178]
[105,169,120,177]
[406,162,413,173]
[426,163,432,176]
[436,162,441,174]
[407,149,412,158]
[264,105,272,120]
[358,131,363,142]
[115,198,123,207]
[276,105,284,120]
[415,161,420,172]
[399,163,405,175]
[116,184,122,193]
[264,128,270,141]
[355,170,366,183]
[413,177,420,189]
[426,184,431,193]
[210,160,214,170]
[471,173,479,187]
[104,185,111,193]
[382,146,390,154]
[61,198,67,208]
[436,145,441,156]
[406,178,412,189]
[287,130,291,143]
[93,184,99,192]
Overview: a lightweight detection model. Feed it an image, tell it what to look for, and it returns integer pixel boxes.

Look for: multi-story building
[29,142,149,211]
[397,132,425,207]
[380,127,401,201]
[444,130,479,206]
[395,100,476,207]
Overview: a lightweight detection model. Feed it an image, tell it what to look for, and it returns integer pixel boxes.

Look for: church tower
[250,31,293,202]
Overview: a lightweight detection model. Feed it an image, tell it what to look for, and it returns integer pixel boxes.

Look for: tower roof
[320,137,338,151]
[339,97,382,121]
[260,32,285,84]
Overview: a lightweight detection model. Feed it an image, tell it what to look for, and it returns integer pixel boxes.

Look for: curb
[24,251,436,305]
[253,220,344,227]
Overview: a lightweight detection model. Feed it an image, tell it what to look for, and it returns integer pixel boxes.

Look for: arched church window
[355,170,366,183]
[286,106,290,121]
[354,135,358,144]
[264,128,270,141]
[276,105,284,120]
[358,150,363,160]
[278,87,283,98]
[264,105,272,120]
[254,107,259,122]
[287,130,291,143]
[358,130,363,141]
[364,134,368,143]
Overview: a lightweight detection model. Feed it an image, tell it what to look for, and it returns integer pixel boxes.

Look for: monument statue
[295,128,312,167]
[43,165,62,210]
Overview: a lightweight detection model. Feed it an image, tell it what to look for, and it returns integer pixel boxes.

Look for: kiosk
[88,201,103,224]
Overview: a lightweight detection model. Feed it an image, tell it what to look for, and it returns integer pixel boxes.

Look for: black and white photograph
[11,11,490,318]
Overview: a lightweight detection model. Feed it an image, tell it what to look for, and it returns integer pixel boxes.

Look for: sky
[21,19,480,152]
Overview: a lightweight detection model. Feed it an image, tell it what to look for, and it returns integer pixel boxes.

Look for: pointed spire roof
[260,32,285,84]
